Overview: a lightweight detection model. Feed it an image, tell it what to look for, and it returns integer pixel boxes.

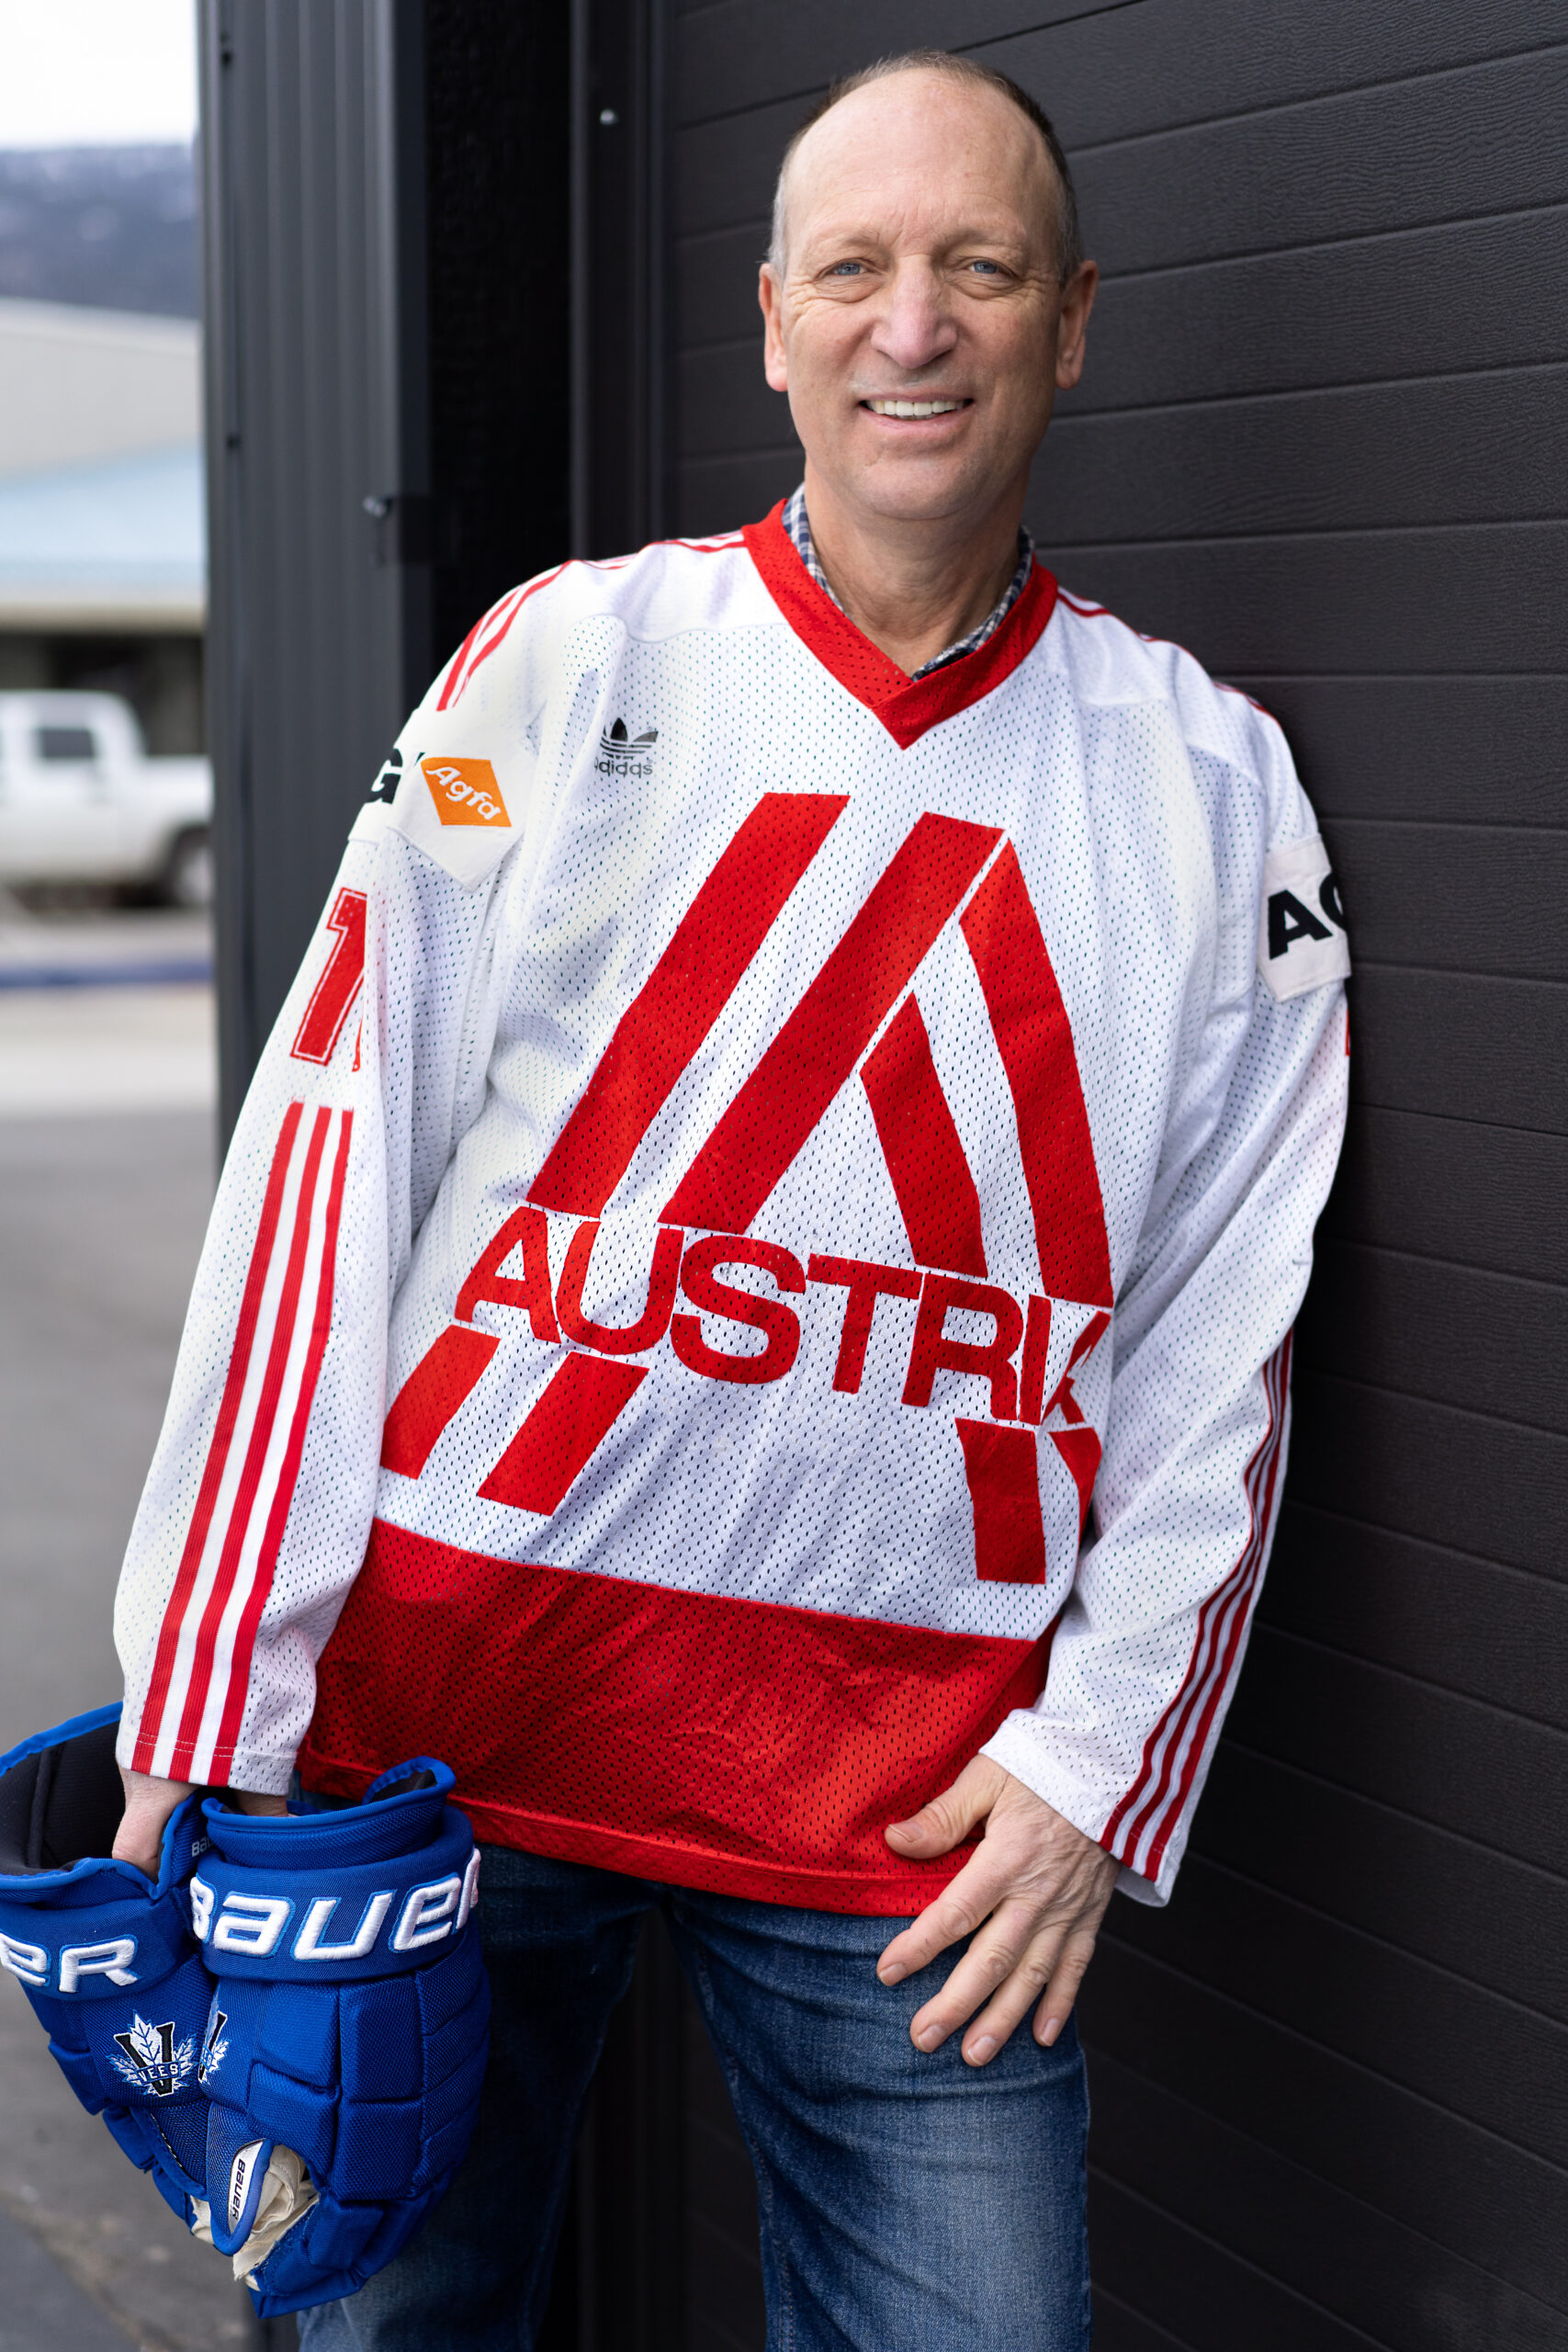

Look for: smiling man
[108,49,1349,2352]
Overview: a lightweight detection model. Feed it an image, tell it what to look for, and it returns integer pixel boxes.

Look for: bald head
[769,52,1082,288]
[756,55,1097,558]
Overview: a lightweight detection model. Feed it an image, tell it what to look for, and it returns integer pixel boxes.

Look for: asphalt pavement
[0,906,286,2349]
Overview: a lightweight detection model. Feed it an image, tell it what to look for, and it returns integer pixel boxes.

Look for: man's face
[761,72,1095,527]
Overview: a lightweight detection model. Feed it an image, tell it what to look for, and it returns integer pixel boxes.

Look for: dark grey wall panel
[1113,1858,1568,2164]
[1079,1942,1568,2309]
[1225,1629,1568,1872]
[1090,2055,1568,2352]
[1032,525,1568,673]
[986,0,1562,151]
[1038,367,1568,540]
[1067,47,1568,277]
[1091,2177,1370,2352]
[1289,1373,1566,1575]
[672,0,1126,124]
[1245,679,1568,831]
[1321,820,1568,981]
[1073,208,1568,410]
[1347,970,1567,1136]
[1195,1744,1568,2023]
[1323,1108,1567,1283]
[1264,1508,1568,1733]
[1298,1240,1567,1432]
[675,448,799,535]
[1094,2293,1191,2352]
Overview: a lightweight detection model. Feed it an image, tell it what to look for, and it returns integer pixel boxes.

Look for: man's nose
[869,259,958,375]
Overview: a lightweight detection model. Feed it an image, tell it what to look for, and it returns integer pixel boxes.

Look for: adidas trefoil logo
[595,717,658,778]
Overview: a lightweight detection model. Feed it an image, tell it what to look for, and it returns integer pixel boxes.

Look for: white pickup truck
[0,691,213,905]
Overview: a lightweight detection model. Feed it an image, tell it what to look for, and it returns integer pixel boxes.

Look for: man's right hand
[113,1766,286,1874]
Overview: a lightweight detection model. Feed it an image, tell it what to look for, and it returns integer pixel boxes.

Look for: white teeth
[866,398,963,418]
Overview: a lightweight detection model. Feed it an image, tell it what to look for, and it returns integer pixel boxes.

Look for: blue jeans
[298,1847,1090,2350]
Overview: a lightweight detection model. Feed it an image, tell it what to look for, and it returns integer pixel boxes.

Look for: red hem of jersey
[303,1520,1055,1912]
[741,503,1058,750]
[299,1744,964,1917]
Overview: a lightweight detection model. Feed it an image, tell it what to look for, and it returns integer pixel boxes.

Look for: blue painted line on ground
[0,960,213,990]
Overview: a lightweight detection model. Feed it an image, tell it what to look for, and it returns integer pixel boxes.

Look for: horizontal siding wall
[666,5,1568,2346]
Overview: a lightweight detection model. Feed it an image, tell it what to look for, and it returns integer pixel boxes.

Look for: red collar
[741,500,1057,752]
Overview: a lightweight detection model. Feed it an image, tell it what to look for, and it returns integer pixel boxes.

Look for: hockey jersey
[113,503,1349,1912]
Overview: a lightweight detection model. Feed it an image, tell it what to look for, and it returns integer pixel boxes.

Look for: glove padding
[0,1703,215,2221]
[190,1757,489,2315]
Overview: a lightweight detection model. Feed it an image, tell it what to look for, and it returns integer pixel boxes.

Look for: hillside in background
[0,146,196,317]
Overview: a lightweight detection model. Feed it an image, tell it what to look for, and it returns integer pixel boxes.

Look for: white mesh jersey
[114,506,1349,1912]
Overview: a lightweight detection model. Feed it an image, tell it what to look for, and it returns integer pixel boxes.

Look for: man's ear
[1054,260,1098,393]
[760,264,789,393]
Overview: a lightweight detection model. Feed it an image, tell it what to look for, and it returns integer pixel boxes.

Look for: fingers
[877,1833,1017,1984]
[884,1755,1006,1860]
[1032,1924,1101,2049]
[232,1791,289,1818]
[910,1911,1101,2066]
[111,1799,177,1874]
[112,1768,195,1873]
[908,1905,1048,2058]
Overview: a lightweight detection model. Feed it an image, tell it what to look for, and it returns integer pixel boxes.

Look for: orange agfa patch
[420,756,510,828]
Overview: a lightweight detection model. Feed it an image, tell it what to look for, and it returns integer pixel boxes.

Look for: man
[109,49,1348,2349]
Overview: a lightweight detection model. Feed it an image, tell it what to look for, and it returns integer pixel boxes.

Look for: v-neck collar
[741,499,1058,752]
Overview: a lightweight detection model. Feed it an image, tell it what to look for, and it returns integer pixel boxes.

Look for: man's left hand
[878,1758,1120,2065]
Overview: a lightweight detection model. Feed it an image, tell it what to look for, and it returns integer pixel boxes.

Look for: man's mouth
[862,398,968,418]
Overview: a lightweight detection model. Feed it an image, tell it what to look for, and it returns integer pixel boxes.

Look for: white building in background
[0,297,204,745]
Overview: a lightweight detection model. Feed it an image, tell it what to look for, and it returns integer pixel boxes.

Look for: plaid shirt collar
[780,484,1035,680]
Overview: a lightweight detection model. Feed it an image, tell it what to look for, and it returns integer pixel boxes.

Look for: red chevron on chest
[528,792,1111,1308]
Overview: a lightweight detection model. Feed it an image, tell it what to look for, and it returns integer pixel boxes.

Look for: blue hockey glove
[189,1756,490,2316]
[0,1703,215,2222]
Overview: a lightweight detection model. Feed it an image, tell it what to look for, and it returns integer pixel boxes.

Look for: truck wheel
[161,827,213,909]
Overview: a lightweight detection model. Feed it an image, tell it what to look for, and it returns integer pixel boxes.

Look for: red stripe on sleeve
[663,813,1002,1234]
[1100,1334,1291,1874]
[1137,1337,1291,1881]
[860,994,987,1275]
[164,1107,334,1773]
[131,1103,305,1772]
[954,1420,1047,1583]
[478,1353,648,1516]
[437,566,567,710]
[209,1112,355,1769]
[959,844,1113,1308]
[530,793,847,1218]
[434,610,492,713]
[381,1323,502,1478]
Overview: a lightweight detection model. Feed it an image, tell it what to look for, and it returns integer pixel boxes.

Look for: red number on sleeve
[290,888,367,1065]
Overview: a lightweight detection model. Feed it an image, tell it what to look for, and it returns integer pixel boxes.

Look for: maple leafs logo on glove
[111,2014,196,2099]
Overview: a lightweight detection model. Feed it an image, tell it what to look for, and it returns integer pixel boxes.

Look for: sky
[0,0,197,149]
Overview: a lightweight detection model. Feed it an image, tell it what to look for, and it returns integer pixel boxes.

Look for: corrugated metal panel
[200,0,428,1133]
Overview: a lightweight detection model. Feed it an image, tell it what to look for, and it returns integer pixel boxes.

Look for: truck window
[36,726,99,763]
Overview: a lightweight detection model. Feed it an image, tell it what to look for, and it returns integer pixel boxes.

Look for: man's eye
[966,259,1004,277]
[827,261,865,277]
